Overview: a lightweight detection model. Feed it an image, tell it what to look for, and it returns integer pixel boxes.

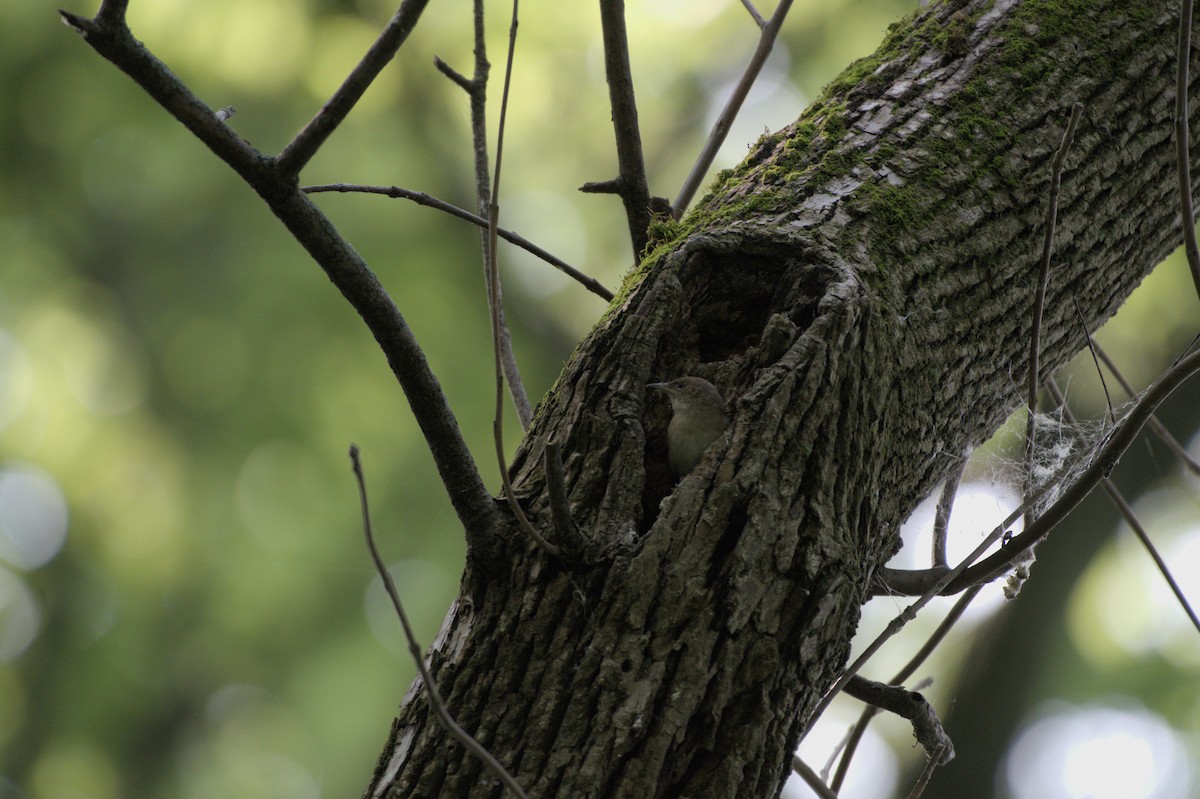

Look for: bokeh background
[1,1,1198,797]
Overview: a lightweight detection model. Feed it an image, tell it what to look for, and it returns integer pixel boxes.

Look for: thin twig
[904,742,950,799]
[890,588,983,687]
[348,446,529,799]
[484,0,557,555]
[277,0,432,176]
[451,0,534,430]
[487,0,518,417]
[1046,380,1200,637]
[791,755,839,799]
[598,0,654,255]
[740,0,767,28]
[1175,0,1200,300]
[1071,294,1115,423]
[672,0,795,217]
[1024,102,1083,495]
[433,55,475,93]
[931,462,966,569]
[304,183,613,301]
[1094,343,1200,475]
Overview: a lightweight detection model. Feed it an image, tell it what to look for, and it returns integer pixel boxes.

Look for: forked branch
[61,4,503,546]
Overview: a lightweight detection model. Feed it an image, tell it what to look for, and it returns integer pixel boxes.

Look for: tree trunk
[367,1,1197,797]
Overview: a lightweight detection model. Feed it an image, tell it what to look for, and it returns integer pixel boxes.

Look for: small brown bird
[648,376,730,475]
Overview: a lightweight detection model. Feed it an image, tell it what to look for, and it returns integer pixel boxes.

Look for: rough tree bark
[367,1,1195,797]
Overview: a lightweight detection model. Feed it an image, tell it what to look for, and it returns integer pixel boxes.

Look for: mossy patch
[640,0,1133,281]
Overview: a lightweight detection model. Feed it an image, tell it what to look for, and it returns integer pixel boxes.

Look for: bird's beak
[647,382,668,392]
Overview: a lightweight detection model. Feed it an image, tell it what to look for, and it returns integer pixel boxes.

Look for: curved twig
[931,462,966,569]
[791,756,838,799]
[349,446,529,799]
[841,676,954,764]
[304,183,613,301]
[484,0,558,555]
[1047,379,1200,637]
[489,3,534,431]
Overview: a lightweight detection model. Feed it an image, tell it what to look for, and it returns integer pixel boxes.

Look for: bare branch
[1071,294,1115,423]
[790,756,838,799]
[277,0,432,176]
[873,565,951,596]
[59,10,267,182]
[304,183,613,301]
[1175,0,1200,299]
[434,55,475,93]
[478,0,557,557]
[348,446,529,799]
[740,0,767,29]
[578,179,626,197]
[62,7,503,545]
[842,676,954,764]
[487,0,534,431]
[832,586,982,792]
[931,462,966,569]
[1095,343,1200,475]
[672,0,795,217]
[904,742,951,799]
[598,0,654,256]
[1046,379,1200,637]
[443,0,535,429]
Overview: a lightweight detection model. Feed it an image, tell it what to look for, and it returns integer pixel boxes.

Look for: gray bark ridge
[371,1,1198,797]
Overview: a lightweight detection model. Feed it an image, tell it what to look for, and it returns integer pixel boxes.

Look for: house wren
[648,376,729,475]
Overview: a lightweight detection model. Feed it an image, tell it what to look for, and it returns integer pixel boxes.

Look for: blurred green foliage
[1,1,1197,798]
